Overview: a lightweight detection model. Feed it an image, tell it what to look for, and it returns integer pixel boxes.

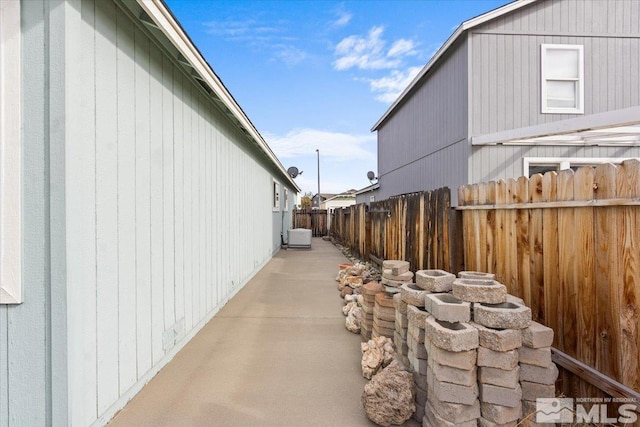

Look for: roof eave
[136,0,300,192]
[371,0,538,132]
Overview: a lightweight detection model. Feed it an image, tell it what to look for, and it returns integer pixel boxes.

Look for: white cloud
[333,26,401,70]
[332,10,352,27]
[387,39,417,57]
[274,45,308,66]
[368,66,422,103]
[263,128,375,161]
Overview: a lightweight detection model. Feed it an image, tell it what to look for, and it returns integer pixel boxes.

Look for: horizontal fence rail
[458,159,640,400]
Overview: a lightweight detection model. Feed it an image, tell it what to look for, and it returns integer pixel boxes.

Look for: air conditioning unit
[288,228,312,249]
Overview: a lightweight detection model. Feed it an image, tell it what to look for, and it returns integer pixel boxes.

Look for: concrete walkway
[110,238,388,426]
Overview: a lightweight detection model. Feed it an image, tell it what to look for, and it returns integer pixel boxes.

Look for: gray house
[0,0,298,425]
[371,0,640,205]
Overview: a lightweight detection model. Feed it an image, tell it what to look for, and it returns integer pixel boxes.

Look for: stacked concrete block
[407,304,431,422]
[381,260,414,288]
[467,283,530,426]
[373,292,396,339]
[393,293,410,367]
[519,321,557,423]
[360,281,384,342]
[423,293,480,427]
[415,269,456,292]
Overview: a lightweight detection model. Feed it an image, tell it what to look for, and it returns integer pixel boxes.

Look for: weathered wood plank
[504,179,518,295]
[485,182,497,276]
[594,163,620,382]
[573,166,597,400]
[528,174,545,322]
[494,180,507,285]
[542,172,561,349]
[516,176,530,305]
[616,159,640,391]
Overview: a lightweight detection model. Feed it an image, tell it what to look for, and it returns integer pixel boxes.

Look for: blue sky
[165,0,511,197]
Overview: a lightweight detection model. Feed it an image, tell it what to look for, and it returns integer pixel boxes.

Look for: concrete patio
[109,238,419,426]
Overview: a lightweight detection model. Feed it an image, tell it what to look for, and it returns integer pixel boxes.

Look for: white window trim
[272,181,280,212]
[284,188,289,211]
[541,44,584,115]
[0,0,22,304]
[523,157,640,177]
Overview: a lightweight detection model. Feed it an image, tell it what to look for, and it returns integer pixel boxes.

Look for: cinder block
[424,402,478,427]
[407,334,428,360]
[472,322,522,352]
[458,271,496,280]
[372,316,395,330]
[415,269,456,292]
[519,362,559,385]
[480,401,522,424]
[408,323,426,344]
[409,348,429,373]
[428,357,477,386]
[393,292,408,314]
[407,304,430,326]
[520,380,555,401]
[383,259,410,276]
[425,316,479,352]
[478,366,520,389]
[428,393,480,423]
[396,323,408,339]
[395,311,409,329]
[361,281,385,296]
[416,384,428,405]
[478,417,517,427]
[427,367,479,406]
[477,347,518,370]
[425,293,471,323]
[373,306,395,322]
[383,268,414,282]
[521,321,554,348]
[374,291,395,308]
[400,283,429,307]
[413,370,429,390]
[506,294,525,305]
[478,383,522,408]
[394,330,408,352]
[453,278,507,304]
[473,302,532,330]
[426,338,477,370]
[372,323,394,338]
[518,346,552,368]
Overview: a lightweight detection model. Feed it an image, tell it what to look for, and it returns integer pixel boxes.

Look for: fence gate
[292,209,327,237]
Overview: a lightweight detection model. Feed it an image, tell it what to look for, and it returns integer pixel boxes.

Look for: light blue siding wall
[376,38,469,201]
[468,0,640,184]
[2,0,296,425]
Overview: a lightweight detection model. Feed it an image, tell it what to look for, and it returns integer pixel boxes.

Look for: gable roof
[128,0,300,192]
[371,0,537,132]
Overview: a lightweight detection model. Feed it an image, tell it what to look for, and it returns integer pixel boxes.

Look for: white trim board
[0,0,22,304]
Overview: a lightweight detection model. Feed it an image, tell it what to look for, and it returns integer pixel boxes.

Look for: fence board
[458,163,640,398]
[292,210,327,237]
[616,160,640,391]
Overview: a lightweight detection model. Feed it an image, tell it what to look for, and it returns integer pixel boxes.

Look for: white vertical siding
[58,0,294,424]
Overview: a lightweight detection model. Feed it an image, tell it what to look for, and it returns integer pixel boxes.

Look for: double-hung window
[541,44,584,114]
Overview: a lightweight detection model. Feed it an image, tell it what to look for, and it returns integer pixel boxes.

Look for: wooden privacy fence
[458,159,640,400]
[292,209,327,237]
[331,187,453,272]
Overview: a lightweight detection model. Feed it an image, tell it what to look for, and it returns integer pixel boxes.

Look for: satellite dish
[287,166,299,178]
[367,171,377,181]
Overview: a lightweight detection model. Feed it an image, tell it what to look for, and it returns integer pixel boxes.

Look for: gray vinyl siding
[469,0,640,136]
[377,38,468,201]
[380,139,468,205]
[469,145,640,184]
[2,0,295,425]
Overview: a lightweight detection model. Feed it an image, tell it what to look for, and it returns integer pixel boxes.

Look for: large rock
[361,336,396,379]
[346,306,362,334]
[362,360,416,426]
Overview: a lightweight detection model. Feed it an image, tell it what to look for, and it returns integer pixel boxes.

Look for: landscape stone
[458,271,496,280]
[521,321,554,348]
[478,366,520,389]
[426,338,477,370]
[425,293,471,323]
[520,380,555,401]
[519,363,559,385]
[362,360,416,427]
[425,316,479,352]
[477,347,518,370]
[400,283,430,307]
[393,292,408,314]
[478,383,522,408]
[382,260,410,276]
[407,305,430,325]
[453,278,507,304]
[474,302,532,330]
[518,346,552,368]
[415,269,456,292]
[383,268,414,282]
[472,322,522,352]
[428,393,481,423]
[480,401,522,424]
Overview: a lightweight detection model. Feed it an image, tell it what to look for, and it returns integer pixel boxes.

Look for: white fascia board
[137,0,300,192]
[471,106,640,146]
[371,0,537,132]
